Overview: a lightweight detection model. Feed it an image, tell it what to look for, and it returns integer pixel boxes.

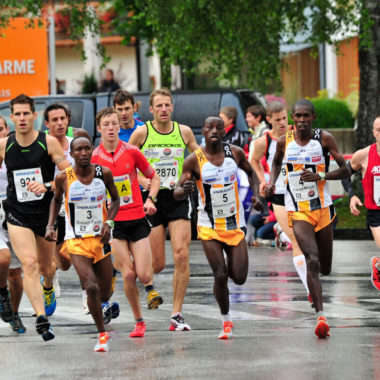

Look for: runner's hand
[300,168,319,182]
[144,199,157,215]
[182,173,194,195]
[100,224,111,244]
[27,181,46,195]
[350,195,362,216]
[251,196,263,212]
[259,182,267,197]
[45,227,57,242]
[138,176,151,190]
[264,183,275,198]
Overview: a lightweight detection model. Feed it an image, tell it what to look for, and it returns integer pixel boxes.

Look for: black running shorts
[142,189,191,228]
[367,209,380,228]
[55,215,66,245]
[268,194,285,206]
[5,207,49,237]
[113,217,151,242]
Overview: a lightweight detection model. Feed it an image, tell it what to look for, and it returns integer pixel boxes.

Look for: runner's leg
[224,239,248,285]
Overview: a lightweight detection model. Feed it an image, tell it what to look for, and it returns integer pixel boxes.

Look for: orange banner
[0,18,49,102]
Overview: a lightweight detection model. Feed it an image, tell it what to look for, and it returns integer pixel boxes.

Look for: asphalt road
[1,239,380,380]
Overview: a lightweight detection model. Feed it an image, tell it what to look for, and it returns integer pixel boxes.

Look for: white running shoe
[273,223,287,251]
[53,271,61,298]
[169,313,191,331]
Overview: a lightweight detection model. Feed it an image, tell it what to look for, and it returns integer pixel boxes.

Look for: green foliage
[310,98,355,129]
[334,196,366,229]
[82,73,98,94]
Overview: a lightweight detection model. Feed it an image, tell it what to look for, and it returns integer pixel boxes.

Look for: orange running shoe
[315,316,330,339]
[371,257,380,290]
[218,321,234,340]
[130,321,146,338]
[94,332,110,352]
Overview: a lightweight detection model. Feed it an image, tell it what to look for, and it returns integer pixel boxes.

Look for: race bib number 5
[288,171,318,202]
[13,167,44,202]
[211,184,237,219]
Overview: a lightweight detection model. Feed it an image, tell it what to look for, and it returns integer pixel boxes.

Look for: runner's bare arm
[0,137,8,166]
[266,135,285,196]
[173,153,198,201]
[249,135,267,185]
[45,171,66,242]
[350,146,369,174]
[129,124,148,149]
[101,167,120,244]
[180,125,199,153]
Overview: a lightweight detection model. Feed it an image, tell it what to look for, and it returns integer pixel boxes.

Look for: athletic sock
[0,286,8,296]
[293,254,309,293]
[221,314,231,323]
[136,318,144,322]
[43,286,53,292]
[280,231,291,244]
[145,285,154,293]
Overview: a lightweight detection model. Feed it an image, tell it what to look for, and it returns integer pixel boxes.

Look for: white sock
[221,314,231,323]
[82,290,87,299]
[293,255,309,293]
[280,231,291,244]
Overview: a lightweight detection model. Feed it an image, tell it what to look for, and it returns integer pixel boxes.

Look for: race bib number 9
[374,176,380,206]
[13,167,44,202]
[288,171,318,202]
[110,175,133,206]
[154,160,178,189]
[211,184,237,219]
[74,202,103,237]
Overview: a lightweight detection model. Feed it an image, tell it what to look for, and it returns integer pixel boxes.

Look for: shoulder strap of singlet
[265,132,272,161]
[5,133,16,154]
[222,143,235,159]
[37,131,48,151]
[94,164,104,180]
[312,129,322,143]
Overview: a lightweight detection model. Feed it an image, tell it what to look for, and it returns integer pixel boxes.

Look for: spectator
[246,105,270,160]
[248,203,276,246]
[99,69,120,92]
[219,106,245,149]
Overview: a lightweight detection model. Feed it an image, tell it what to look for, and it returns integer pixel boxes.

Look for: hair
[292,99,315,114]
[219,106,238,123]
[246,105,266,121]
[203,116,224,128]
[0,116,7,128]
[113,89,135,107]
[44,103,68,122]
[10,94,35,113]
[96,107,120,126]
[149,87,172,106]
[106,68,114,75]
[70,136,92,151]
[266,101,286,117]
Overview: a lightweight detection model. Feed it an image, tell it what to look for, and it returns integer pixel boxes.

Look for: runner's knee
[307,254,320,274]
[213,269,228,284]
[86,282,100,298]
[123,268,136,284]
[173,247,189,268]
[20,255,38,275]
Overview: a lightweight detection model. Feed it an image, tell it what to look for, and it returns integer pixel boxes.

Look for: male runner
[344,117,380,290]
[129,88,198,330]
[0,116,25,333]
[113,90,144,142]
[265,99,349,339]
[250,101,311,302]
[46,136,120,352]
[92,107,160,337]
[0,94,70,341]
[174,116,259,339]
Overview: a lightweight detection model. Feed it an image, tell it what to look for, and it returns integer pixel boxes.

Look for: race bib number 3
[111,175,133,206]
[154,160,178,189]
[374,176,380,206]
[211,184,237,219]
[13,167,44,202]
[74,202,103,237]
[288,171,318,202]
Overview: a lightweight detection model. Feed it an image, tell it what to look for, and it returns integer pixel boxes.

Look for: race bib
[111,175,133,206]
[374,176,380,206]
[154,160,178,189]
[74,202,103,237]
[211,184,237,219]
[13,167,44,202]
[0,192,6,223]
[276,164,287,193]
[288,171,318,202]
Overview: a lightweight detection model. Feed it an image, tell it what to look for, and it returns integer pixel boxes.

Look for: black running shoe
[36,315,55,341]
[10,312,26,333]
[0,291,13,322]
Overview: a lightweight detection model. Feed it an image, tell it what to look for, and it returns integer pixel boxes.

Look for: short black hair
[44,103,68,122]
[113,90,135,107]
[203,116,224,128]
[292,99,315,115]
[70,136,92,151]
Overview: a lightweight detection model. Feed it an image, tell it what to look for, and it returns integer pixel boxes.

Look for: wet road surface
[1,240,380,379]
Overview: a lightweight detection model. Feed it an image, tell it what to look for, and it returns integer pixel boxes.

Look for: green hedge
[310,98,354,129]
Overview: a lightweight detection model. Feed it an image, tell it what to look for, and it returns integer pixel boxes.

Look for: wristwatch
[148,195,157,203]
[318,172,326,180]
[105,220,115,228]
[44,182,52,192]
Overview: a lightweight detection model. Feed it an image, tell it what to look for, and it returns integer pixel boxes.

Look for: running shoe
[307,293,314,308]
[43,287,57,316]
[129,321,146,338]
[273,223,287,251]
[218,321,234,340]
[147,289,163,310]
[102,302,120,325]
[0,290,13,322]
[10,312,26,333]
[315,316,330,339]
[169,313,191,331]
[82,292,90,314]
[94,332,110,352]
[371,256,380,290]
[53,271,61,298]
[36,315,55,341]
